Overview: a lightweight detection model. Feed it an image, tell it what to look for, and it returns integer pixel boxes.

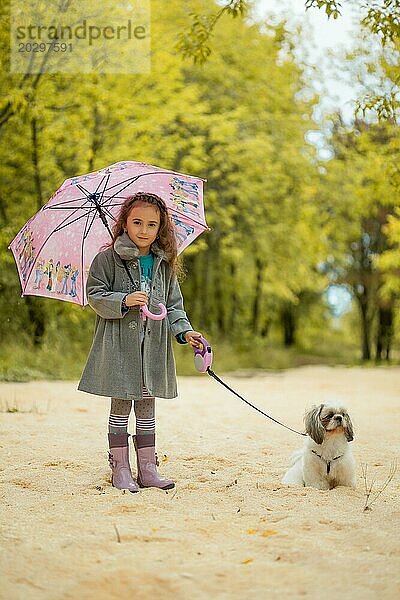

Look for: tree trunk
[31,116,44,210]
[214,246,225,334]
[375,305,393,362]
[201,248,212,331]
[281,304,296,347]
[251,257,264,335]
[228,262,238,334]
[87,104,102,173]
[25,297,46,346]
[356,292,371,361]
[190,253,203,328]
[29,114,46,344]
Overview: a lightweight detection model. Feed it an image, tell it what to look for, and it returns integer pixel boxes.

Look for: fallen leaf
[261,530,277,537]
[247,529,257,534]
[162,455,169,462]
[241,558,254,565]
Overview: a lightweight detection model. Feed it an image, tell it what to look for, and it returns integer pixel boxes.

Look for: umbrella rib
[100,206,117,223]
[167,206,209,230]
[48,174,110,211]
[104,172,152,192]
[99,194,208,230]
[94,174,108,195]
[100,173,207,228]
[50,173,206,226]
[98,196,209,231]
[101,171,186,200]
[105,170,203,193]
[46,205,95,210]
[101,177,142,202]
[47,196,92,208]
[101,196,207,229]
[75,176,110,203]
[76,183,93,197]
[99,196,131,201]
[75,175,112,225]
[97,173,112,204]
[80,206,98,305]
[51,208,97,234]
[82,207,98,241]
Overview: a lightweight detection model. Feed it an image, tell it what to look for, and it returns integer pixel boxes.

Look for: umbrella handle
[141,303,167,321]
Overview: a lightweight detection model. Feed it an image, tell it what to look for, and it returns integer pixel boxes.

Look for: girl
[78,192,203,493]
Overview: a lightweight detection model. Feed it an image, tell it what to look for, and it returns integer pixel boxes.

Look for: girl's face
[125,203,160,255]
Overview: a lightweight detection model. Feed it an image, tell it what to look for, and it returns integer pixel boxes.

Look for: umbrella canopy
[8,161,208,306]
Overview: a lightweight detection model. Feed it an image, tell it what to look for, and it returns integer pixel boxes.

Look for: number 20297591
[18,42,73,53]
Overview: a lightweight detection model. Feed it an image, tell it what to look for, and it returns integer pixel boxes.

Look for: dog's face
[304,403,354,445]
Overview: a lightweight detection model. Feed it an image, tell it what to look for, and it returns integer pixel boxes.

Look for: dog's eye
[325,412,334,419]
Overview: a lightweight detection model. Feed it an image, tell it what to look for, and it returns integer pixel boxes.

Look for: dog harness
[311,450,343,474]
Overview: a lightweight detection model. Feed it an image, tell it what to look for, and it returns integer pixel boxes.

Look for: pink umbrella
[8,161,208,306]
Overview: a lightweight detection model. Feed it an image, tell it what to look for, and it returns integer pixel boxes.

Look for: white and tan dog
[283,403,356,490]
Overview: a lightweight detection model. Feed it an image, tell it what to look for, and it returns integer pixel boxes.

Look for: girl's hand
[184,330,203,349]
[125,291,148,307]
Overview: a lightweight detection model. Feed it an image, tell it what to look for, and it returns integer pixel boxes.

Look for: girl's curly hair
[109,192,180,274]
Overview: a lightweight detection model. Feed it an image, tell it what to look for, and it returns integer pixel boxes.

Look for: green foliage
[1,0,400,381]
[176,0,247,64]
[361,0,400,45]
[305,0,341,20]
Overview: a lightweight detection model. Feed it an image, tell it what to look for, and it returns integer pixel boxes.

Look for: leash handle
[193,336,213,372]
[207,368,306,437]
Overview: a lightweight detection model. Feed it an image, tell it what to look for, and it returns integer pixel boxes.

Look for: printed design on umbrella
[171,215,195,247]
[16,227,35,281]
[36,259,80,297]
[169,176,200,218]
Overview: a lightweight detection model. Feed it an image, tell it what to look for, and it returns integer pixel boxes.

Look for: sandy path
[0,366,399,599]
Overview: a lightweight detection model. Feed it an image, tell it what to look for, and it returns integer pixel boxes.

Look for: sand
[0,366,399,600]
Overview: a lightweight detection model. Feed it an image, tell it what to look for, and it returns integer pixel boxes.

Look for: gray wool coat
[78,235,192,401]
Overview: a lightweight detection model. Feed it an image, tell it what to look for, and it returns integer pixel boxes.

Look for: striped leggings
[109,387,155,435]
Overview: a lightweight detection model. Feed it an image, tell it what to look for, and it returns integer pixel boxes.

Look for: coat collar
[113,232,167,262]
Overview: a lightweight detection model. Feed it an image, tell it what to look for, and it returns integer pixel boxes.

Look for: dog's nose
[335,415,342,422]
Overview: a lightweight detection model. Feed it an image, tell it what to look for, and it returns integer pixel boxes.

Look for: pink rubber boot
[108,433,139,493]
[133,434,175,490]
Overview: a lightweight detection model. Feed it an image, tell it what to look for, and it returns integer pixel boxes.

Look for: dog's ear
[304,404,325,445]
[344,413,354,442]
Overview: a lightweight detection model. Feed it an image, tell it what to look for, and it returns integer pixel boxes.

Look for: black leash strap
[207,368,307,437]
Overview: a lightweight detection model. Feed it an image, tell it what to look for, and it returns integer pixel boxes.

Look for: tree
[175,11,328,345]
[321,117,399,361]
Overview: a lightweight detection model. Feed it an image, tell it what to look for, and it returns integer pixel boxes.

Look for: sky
[253,0,363,122]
